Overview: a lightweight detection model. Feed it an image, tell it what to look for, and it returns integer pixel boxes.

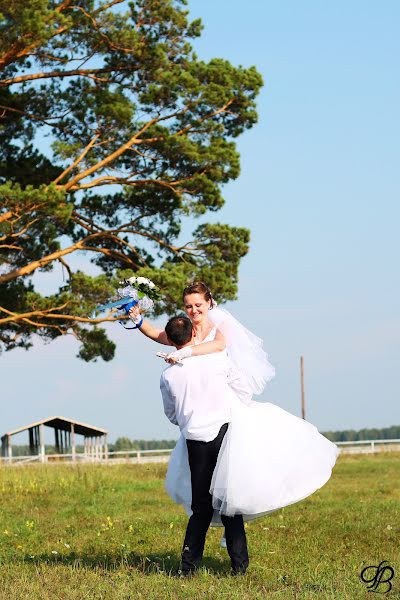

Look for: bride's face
[183,293,210,324]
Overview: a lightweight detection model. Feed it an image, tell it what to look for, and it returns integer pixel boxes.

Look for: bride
[129,281,339,524]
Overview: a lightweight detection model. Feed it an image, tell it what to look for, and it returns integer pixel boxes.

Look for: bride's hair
[182,281,216,309]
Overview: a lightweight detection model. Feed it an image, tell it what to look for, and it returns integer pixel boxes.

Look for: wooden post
[39,424,45,463]
[300,355,306,420]
[54,428,60,454]
[29,428,34,455]
[33,426,38,455]
[7,434,12,463]
[104,434,108,461]
[71,424,76,462]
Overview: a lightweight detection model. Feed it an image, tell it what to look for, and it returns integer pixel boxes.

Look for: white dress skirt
[165,309,339,525]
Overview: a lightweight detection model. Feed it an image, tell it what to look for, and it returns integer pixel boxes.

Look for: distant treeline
[322,425,400,442]
[111,438,177,451]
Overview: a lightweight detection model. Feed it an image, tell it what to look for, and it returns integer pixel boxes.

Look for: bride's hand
[128,305,143,326]
[165,347,193,364]
[128,305,141,320]
[165,355,180,364]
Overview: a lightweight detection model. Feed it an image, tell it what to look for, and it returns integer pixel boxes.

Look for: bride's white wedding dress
[165,308,339,525]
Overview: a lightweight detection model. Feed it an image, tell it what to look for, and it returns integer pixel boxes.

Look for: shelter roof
[2,416,108,438]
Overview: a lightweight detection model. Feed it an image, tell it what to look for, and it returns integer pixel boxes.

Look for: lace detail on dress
[193,325,217,345]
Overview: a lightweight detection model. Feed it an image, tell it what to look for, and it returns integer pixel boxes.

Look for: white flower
[137,276,149,285]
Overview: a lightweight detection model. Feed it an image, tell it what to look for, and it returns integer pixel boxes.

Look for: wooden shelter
[1,416,108,463]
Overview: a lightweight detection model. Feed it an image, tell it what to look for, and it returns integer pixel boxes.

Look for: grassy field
[0,453,398,600]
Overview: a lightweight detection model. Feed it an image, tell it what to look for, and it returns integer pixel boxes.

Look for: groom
[160,315,249,576]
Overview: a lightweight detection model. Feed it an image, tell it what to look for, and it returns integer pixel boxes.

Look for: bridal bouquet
[91,276,161,329]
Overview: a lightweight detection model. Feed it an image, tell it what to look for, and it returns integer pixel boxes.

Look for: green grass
[0,454,399,599]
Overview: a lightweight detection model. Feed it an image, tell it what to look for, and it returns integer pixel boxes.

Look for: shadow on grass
[20,551,232,576]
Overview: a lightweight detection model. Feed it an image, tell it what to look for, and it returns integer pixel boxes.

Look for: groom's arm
[160,374,178,425]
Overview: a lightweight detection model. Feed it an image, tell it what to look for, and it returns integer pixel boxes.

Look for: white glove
[128,305,143,327]
[166,346,193,362]
[131,313,143,326]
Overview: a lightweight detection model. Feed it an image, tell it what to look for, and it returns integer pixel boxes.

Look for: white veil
[208,306,275,397]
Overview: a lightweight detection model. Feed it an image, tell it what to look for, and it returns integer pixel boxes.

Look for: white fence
[1,439,400,466]
[335,438,400,454]
[0,448,173,466]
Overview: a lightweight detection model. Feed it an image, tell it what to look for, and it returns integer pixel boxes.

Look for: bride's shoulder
[208,306,229,327]
[202,325,217,343]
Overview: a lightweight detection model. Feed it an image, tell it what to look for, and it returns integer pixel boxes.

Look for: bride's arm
[138,319,173,345]
[128,306,172,346]
[166,329,226,363]
[190,329,226,355]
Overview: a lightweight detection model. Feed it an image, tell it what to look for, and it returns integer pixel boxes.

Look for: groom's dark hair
[165,315,193,347]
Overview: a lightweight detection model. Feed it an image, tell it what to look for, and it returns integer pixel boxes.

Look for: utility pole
[300,355,306,420]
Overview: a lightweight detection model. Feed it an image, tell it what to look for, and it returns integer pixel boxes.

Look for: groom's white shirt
[160,351,238,442]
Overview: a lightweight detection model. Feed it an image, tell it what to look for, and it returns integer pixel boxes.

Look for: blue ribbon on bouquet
[91,297,143,329]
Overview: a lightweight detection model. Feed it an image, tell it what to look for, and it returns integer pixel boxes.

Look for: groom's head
[165,316,193,348]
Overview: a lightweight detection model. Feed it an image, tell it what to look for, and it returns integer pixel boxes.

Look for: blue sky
[2,1,399,443]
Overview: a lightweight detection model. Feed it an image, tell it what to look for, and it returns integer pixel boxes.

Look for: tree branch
[0,217,42,241]
[0,104,71,131]
[61,115,162,190]
[68,4,138,54]
[0,211,13,224]
[59,99,235,192]
[58,256,72,281]
[0,22,70,71]
[1,65,138,88]
[53,134,100,184]
[61,105,193,190]
[0,305,125,326]
[0,303,70,322]
[0,227,145,284]
[0,244,23,251]
[0,239,85,284]
[93,0,125,14]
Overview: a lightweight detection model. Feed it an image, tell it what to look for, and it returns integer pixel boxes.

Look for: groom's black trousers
[181,423,249,573]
